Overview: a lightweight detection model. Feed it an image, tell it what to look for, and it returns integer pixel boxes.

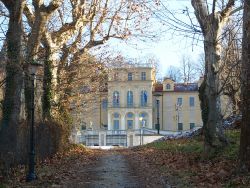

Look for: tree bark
[239,0,250,171]
[0,0,25,163]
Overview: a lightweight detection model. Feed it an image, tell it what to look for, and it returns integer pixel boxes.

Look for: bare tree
[194,53,205,77]
[191,0,242,154]
[165,65,182,82]
[220,24,241,115]
[152,0,242,154]
[0,0,155,164]
[179,54,197,83]
[23,0,154,119]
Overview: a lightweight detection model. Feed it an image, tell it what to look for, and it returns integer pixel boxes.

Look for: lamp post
[153,93,162,135]
[139,116,143,145]
[26,62,42,182]
[175,103,182,131]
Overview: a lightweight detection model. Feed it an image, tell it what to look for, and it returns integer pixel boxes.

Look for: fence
[73,127,202,147]
[75,129,164,147]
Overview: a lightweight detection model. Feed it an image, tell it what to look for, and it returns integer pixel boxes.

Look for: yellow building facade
[153,78,203,131]
[107,65,155,130]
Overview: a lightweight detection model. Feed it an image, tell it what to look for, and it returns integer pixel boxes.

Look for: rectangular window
[189,97,195,107]
[141,72,146,80]
[190,123,195,129]
[177,97,182,106]
[178,123,183,131]
[127,120,133,129]
[128,72,132,81]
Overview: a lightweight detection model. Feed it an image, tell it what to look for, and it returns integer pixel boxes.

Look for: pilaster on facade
[121,114,125,130]
[108,112,111,130]
[135,113,139,129]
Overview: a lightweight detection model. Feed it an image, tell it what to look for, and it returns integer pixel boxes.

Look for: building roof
[174,83,198,92]
[154,83,163,92]
[154,83,199,92]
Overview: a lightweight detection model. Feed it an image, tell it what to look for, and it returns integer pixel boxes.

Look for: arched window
[166,84,171,90]
[113,113,120,118]
[127,112,134,118]
[113,91,120,107]
[127,91,133,107]
[140,90,148,106]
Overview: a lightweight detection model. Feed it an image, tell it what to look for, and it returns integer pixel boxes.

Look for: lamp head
[153,93,162,98]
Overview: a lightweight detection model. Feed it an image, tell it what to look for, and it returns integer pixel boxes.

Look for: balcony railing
[109,103,152,108]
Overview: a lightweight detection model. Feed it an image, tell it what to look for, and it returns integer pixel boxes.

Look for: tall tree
[0,0,25,162]
[239,0,250,171]
[191,0,238,154]
[0,0,154,165]
[153,0,241,154]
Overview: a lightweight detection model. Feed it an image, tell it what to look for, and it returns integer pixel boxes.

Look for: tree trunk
[0,0,25,164]
[239,1,250,171]
[202,16,228,154]
[191,0,235,155]
[203,41,217,147]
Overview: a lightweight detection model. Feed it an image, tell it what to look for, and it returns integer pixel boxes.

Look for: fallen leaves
[2,131,250,187]
[123,133,250,187]
[1,144,104,187]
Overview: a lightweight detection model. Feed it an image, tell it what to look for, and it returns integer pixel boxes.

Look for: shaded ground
[1,145,104,188]
[2,130,249,188]
[1,146,166,188]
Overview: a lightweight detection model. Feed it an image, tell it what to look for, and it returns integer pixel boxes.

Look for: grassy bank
[127,129,250,187]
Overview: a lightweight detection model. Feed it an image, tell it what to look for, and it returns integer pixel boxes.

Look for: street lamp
[153,93,162,135]
[26,62,42,182]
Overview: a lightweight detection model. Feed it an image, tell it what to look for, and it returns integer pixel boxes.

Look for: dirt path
[78,151,142,188]
[4,148,167,188]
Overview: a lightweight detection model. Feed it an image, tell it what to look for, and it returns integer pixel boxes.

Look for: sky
[105,0,204,79]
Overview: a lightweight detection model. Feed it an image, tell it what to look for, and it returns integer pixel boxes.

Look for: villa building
[72,64,205,132]
[69,64,235,146]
